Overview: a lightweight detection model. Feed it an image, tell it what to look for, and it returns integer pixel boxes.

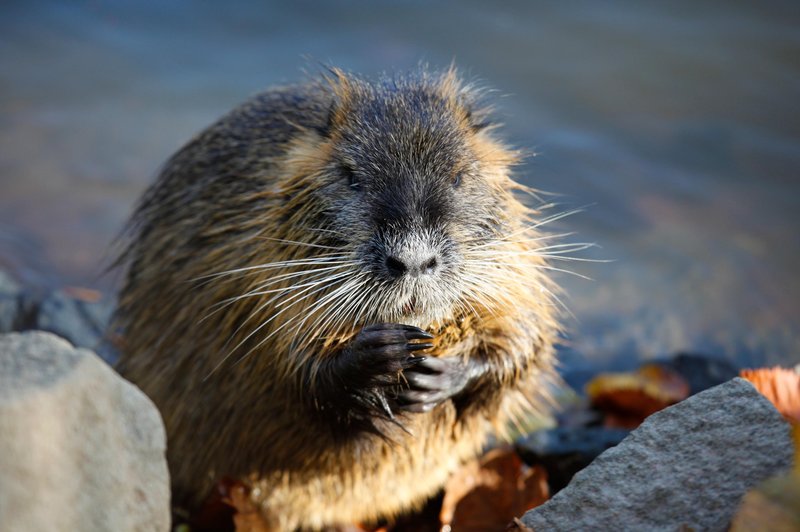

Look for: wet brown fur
[114,67,560,530]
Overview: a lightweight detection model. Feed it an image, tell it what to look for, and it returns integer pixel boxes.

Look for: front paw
[395,356,470,413]
[340,323,433,419]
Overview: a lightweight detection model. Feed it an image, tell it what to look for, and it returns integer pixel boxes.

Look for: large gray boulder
[0,331,169,531]
[521,378,793,532]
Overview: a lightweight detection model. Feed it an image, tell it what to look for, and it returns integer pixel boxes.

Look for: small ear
[457,91,494,133]
[463,104,493,132]
[313,99,337,138]
[314,67,355,138]
[436,65,494,133]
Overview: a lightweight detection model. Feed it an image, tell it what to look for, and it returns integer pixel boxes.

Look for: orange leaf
[440,447,549,532]
[740,367,800,422]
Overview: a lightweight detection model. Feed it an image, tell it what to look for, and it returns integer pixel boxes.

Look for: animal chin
[377,280,454,324]
[395,295,452,326]
[386,296,418,322]
[401,296,417,316]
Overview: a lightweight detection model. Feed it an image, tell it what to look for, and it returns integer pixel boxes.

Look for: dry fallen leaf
[439,447,549,532]
[586,363,690,428]
[226,482,274,532]
[187,477,237,532]
[187,477,271,532]
[740,367,800,422]
[192,450,550,531]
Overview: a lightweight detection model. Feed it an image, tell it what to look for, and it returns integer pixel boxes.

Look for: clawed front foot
[331,323,433,423]
[317,323,486,434]
[342,322,481,415]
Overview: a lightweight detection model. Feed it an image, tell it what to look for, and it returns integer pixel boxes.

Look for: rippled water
[1,0,798,371]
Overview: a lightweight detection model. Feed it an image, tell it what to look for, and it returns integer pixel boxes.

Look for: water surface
[1,0,798,371]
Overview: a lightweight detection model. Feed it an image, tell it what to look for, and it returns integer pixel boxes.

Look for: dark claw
[399,324,434,337]
[355,327,433,348]
[406,342,434,352]
[362,323,433,337]
[403,331,435,342]
[377,392,395,420]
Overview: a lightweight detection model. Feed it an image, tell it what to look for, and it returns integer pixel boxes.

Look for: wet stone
[521,378,793,532]
[516,426,630,493]
[656,352,739,395]
[34,289,113,352]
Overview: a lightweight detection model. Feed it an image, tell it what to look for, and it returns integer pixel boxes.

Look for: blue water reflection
[1,0,798,370]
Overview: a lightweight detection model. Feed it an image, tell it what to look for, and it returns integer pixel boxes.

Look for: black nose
[385,254,439,278]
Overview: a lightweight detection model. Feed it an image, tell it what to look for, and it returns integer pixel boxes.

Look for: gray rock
[34,290,113,351]
[0,270,21,333]
[0,331,170,531]
[521,378,793,532]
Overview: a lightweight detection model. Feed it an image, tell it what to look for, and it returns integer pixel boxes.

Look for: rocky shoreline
[0,270,115,362]
[0,269,795,531]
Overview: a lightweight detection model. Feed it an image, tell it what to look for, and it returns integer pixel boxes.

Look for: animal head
[268,68,550,338]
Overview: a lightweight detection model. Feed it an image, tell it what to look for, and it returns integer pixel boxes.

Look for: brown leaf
[586,363,690,428]
[440,447,549,532]
[740,367,800,422]
[187,477,274,532]
[187,477,238,532]
[227,484,273,532]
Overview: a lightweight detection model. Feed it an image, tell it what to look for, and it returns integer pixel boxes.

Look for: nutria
[114,66,561,530]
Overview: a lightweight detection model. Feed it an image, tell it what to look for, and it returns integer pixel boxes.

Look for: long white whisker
[254,236,348,250]
[468,231,577,249]
[347,281,380,331]
[298,274,370,345]
[204,269,357,378]
[198,268,354,326]
[466,261,593,281]
[530,207,587,229]
[237,275,364,367]
[199,265,354,323]
[190,255,354,282]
